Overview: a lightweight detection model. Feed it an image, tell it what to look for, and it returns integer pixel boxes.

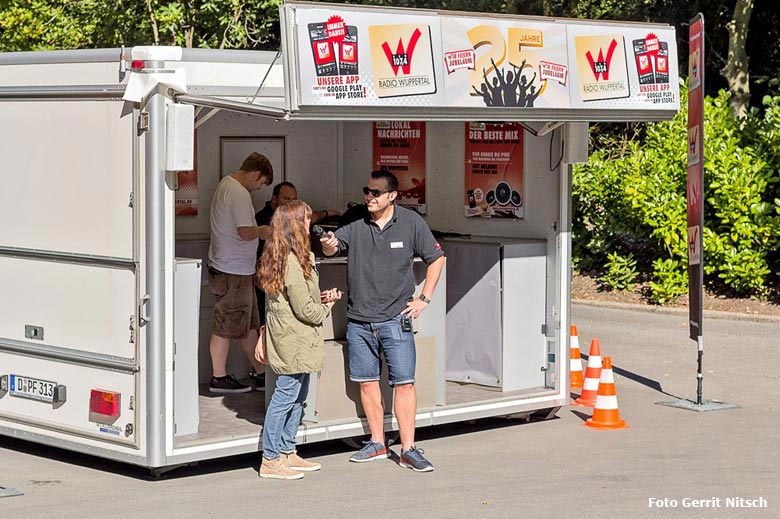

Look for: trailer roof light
[90,389,121,417]
[130,60,145,71]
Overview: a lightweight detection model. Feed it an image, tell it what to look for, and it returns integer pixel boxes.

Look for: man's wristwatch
[419,294,431,304]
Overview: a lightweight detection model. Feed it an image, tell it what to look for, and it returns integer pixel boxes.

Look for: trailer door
[0,99,139,446]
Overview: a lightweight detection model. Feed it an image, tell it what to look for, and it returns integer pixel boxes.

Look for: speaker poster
[464,122,524,219]
[373,121,427,214]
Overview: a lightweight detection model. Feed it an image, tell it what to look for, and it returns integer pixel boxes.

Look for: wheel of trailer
[341,431,400,450]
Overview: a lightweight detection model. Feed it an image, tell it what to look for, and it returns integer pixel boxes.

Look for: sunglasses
[362,187,390,197]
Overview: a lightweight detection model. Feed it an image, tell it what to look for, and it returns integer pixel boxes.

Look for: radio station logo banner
[369,24,436,98]
[574,34,630,101]
[688,225,701,265]
[687,124,700,166]
[688,48,702,92]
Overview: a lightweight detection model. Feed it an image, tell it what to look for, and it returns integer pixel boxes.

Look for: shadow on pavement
[0,413,554,481]
[569,409,591,423]
[582,353,680,399]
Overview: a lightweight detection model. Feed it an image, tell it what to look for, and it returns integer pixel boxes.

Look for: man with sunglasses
[321,169,445,472]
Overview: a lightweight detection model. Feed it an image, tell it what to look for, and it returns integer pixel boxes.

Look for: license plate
[9,374,57,403]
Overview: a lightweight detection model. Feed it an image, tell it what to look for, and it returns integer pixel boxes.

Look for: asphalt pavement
[1,303,777,518]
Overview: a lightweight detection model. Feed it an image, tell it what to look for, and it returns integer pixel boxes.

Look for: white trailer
[0,2,679,472]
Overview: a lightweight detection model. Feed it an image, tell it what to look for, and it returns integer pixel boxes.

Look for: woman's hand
[320,288,343,303]
[254,326,267,364]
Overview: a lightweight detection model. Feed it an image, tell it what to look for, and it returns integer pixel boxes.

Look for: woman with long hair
[256,200,341,480]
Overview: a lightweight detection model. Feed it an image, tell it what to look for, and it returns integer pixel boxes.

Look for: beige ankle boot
[281,451,321,472]
[259,456,304,480]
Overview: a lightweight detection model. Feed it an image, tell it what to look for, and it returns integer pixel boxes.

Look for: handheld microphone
[311,225,327,238]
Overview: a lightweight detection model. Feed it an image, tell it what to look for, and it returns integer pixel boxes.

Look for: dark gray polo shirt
[333,205,443,322]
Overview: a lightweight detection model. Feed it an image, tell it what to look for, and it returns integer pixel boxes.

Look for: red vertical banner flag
[687,14,705,341]
[464,122,524,219]
[373,121,427,214]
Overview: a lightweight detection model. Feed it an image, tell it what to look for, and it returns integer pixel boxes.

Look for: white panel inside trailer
[0,352,137,447]
[176,112,341,238]
[0,101,134,258]
[0,257,136,359]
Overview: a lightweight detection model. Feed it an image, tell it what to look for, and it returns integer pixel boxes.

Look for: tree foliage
[573,87,780,303]
[0,0,284,51]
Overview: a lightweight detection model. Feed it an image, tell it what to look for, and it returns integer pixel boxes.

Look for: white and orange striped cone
[572,338,602,407]
[569,325,584,390]
[584,356,629,429]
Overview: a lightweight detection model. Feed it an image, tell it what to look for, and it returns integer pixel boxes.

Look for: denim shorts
[346,315,416,386]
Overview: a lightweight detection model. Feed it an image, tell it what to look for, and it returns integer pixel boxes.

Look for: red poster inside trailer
[373,121,427,213]
[464,122,524,219]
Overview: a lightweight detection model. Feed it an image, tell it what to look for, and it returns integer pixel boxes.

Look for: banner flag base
[655,399,738,412]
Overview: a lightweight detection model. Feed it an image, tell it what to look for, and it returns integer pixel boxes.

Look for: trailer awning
[173,93,288,119]
[280,2,680,123]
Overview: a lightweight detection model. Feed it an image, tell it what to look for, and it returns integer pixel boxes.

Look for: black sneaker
[209,375,251,394]
[399,446,434,472]
[249,368,266,392]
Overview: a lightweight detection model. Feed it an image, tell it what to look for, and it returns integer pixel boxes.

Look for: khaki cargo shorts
[208,267,260,340]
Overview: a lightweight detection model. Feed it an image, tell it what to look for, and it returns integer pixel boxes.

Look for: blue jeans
[346,315,416,386]
[262,373,310,460]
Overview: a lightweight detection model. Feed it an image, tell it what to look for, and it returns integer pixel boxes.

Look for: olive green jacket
[265,252,330,375]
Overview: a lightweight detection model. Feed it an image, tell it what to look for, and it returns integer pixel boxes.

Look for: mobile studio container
[0,2,679,471]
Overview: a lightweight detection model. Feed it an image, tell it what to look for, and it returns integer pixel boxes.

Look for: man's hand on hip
[402,297,429,319]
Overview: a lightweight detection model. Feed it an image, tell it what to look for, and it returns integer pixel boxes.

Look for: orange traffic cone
[569,325,584,390]
[584,356,629,429]
[572,338,602,407]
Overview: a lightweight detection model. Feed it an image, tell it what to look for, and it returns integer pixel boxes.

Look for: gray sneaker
[399,446,434,472]
[349,440,390,463]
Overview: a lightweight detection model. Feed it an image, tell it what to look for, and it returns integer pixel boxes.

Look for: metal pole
[145,74,167,467]
[696,336,704,405]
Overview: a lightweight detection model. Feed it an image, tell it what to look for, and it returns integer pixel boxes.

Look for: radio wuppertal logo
[574,34,629,102]
[586,39,618,81]
[382,28,422,76]
[369,24,436,98]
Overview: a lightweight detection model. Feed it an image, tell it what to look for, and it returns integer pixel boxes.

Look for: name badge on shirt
[390,241,404,249]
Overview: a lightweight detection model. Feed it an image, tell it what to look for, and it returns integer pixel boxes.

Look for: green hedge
[572,86,780,303]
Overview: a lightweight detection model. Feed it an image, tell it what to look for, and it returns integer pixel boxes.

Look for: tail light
[90,389,121,417]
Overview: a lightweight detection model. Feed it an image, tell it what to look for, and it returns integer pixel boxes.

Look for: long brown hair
[258,200,313,295]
